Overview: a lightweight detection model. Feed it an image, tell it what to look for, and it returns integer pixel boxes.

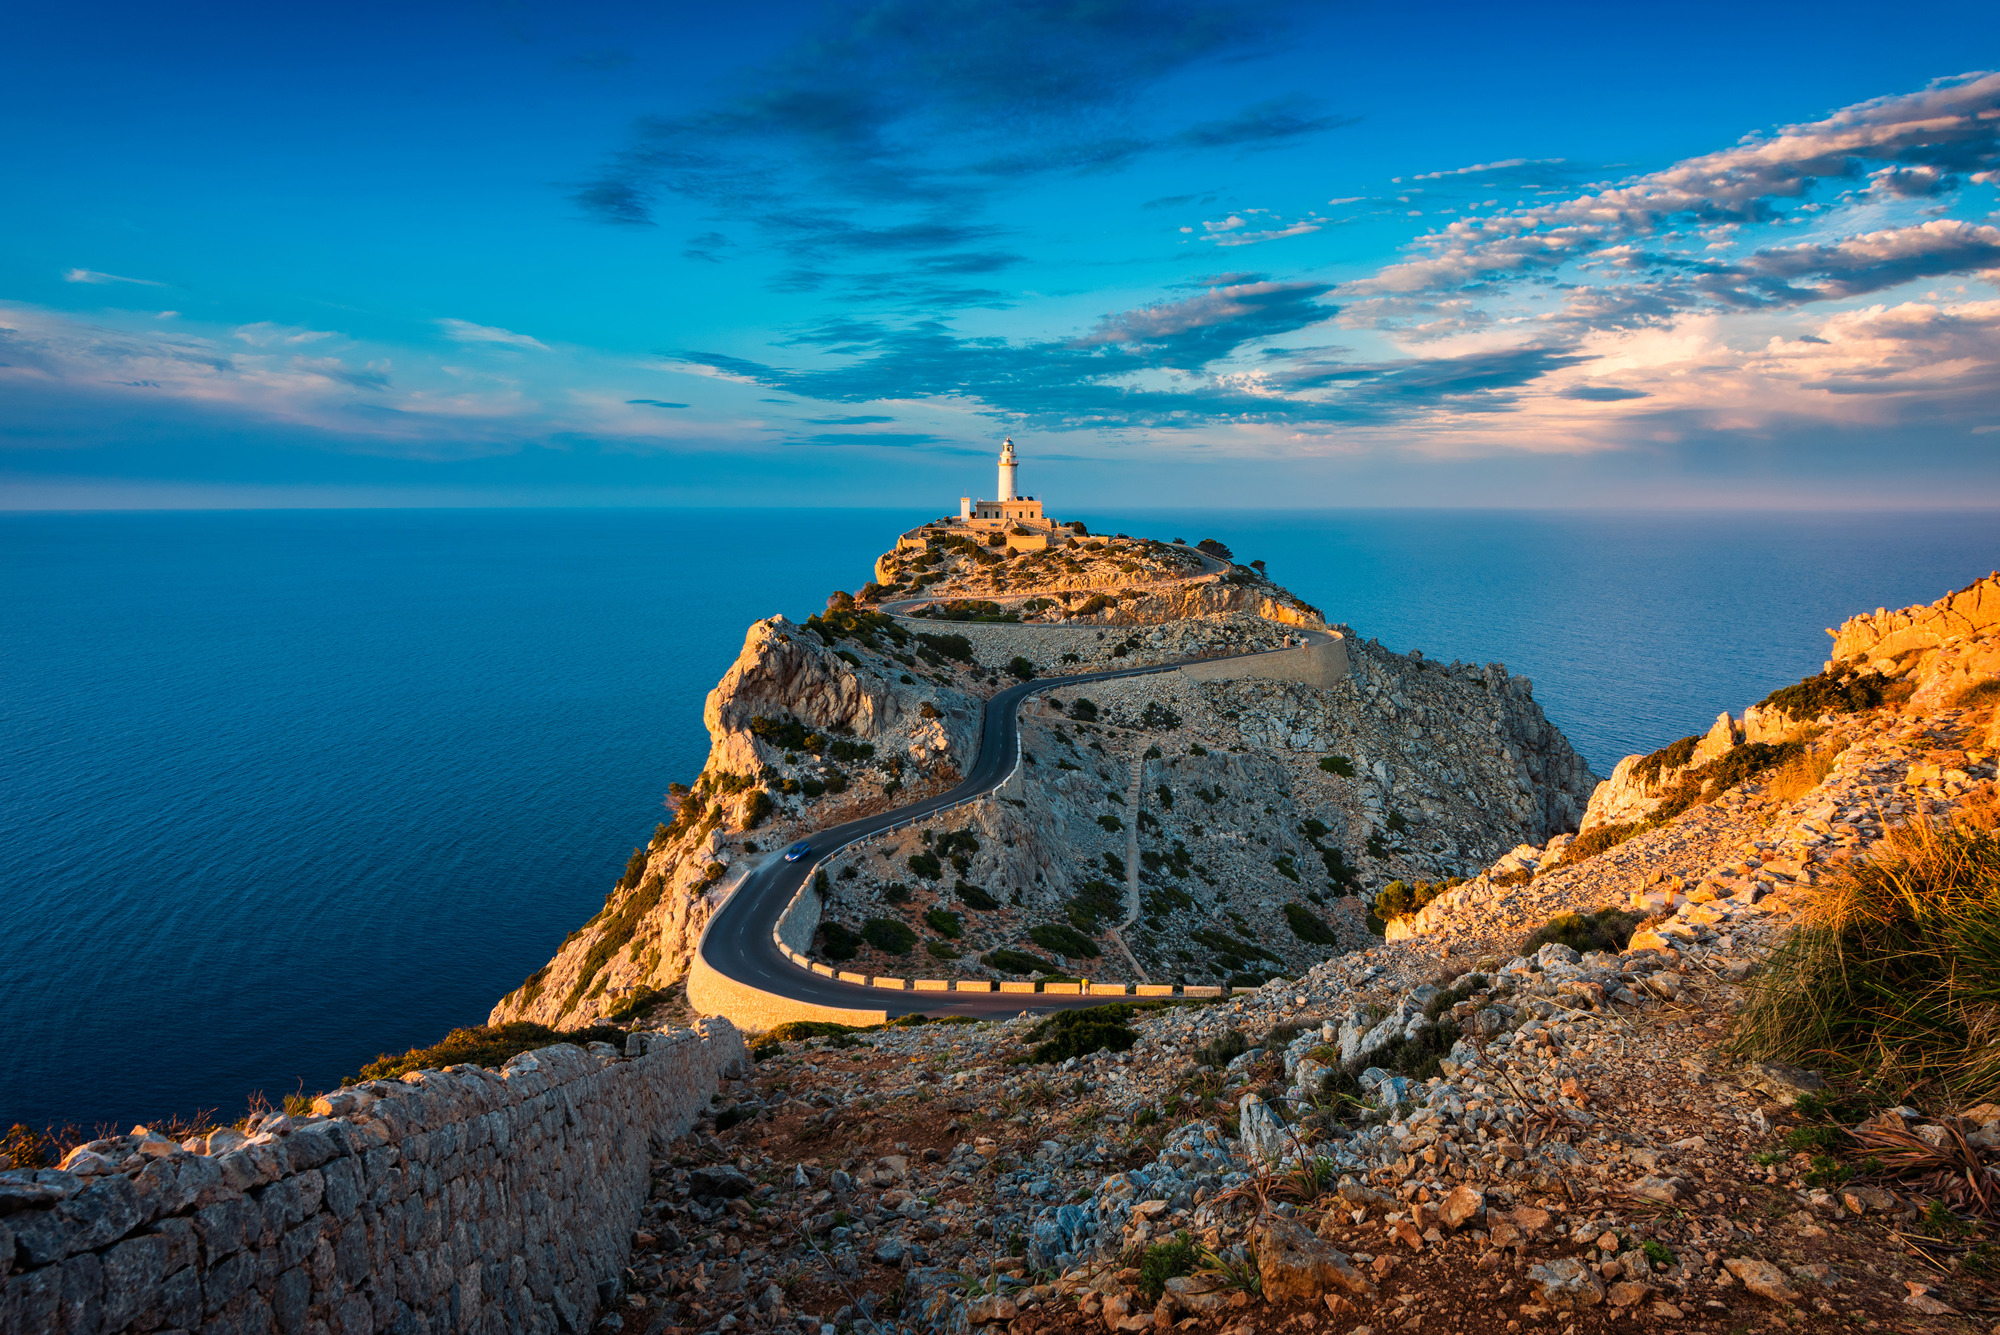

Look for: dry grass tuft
[1762,736,1849,807]
[1730,819,2000,1110]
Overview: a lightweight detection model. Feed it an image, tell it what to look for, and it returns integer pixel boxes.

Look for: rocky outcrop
[488,614,982,1028]
[1829,571,2000,665]
[702,615,978,779]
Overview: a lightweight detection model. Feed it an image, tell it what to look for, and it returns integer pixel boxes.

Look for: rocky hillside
[490,524,1600,1025]
[598,573,2000,1335]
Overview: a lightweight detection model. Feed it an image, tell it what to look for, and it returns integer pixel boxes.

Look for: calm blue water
[3,508,1992,1130]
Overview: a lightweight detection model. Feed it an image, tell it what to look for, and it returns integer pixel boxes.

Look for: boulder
[690,1165,756,1199]
[1527,1257,1605,1308]
[1237,1093,1288,1162]
[1252,1217,1374,1303]
[1722,1258,1799,1304]
[1439,1185,1485,1230]
[1738,1061,1829,1107]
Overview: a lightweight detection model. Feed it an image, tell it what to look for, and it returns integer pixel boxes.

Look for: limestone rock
[1723,1258,1800,1305]
[1439,1185,1484,1230]
[1237,1093,1287,1162]
[1738,1061,1829,1106]
[1527,1257,1605,1308]
[1252,1217,1375,1303]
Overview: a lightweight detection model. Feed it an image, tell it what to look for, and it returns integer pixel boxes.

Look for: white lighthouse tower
[997,437,1018,502]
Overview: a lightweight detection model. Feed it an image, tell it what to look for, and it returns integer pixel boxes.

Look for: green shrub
[744,790,774,829]
[883,882,913,905]
[1141,702,1181,729]
[1195,538,1233,561]
[560,873,671,1016]
[603,985,672,1025]
[981,948,1056,975]
[924,909,963,939]
[1373,877,1463,921]
[766,1019,863,1042]
[1192,1029,1248,1068]
[1633,735,1699,786]
[1156,785,1173,809]
[1068,879,1124,932]
[1097,813,1125,833]
[828,738,876,763]
[1318,754,1356,777]
[956,880,999,910]
[862,918,917,955]
[750,714,822,752]
[1008,656,1036,680]
[914,631,975,662]
[1069,698,1099,722]
[926,941,962,960]
[1730,820,2000,1107]
[618,846,651,891]
[1518,907,1644,956]
[350,1020,624,1085]
[821,922,862,960]
[1273,856,1300,883]
[1029,922,1101,958]
[1283,903,1338,944]
[1074,595,1116,616]
[1025,1003,1149,1063]
[907,851,943,880]
[1757,663,1899,722]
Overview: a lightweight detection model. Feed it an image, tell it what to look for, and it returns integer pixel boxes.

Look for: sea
[2,507,1992,1131]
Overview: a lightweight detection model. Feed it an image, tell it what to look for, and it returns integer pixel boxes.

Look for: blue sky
[4,0,2000,509]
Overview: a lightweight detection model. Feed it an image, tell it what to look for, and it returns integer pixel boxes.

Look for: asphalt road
[696,631,1330,1019]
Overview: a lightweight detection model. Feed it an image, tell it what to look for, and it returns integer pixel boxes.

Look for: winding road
[693,626,1338,1021]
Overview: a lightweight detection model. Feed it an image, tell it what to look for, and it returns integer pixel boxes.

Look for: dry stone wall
[0,1019,750,1335]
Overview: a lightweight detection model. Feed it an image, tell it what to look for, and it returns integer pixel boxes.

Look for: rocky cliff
[491,527,1601,1024]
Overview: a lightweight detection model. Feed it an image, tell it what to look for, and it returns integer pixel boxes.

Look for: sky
[4,0,2000,510]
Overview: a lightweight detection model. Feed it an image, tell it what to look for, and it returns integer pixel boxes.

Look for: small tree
[1008,655,1035,680]
[1196,538,1233,562]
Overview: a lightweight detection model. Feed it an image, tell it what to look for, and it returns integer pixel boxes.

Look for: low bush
[914,631,975,662]
[1137,1234,1199,1299]
[1008,656,1036,680]
[1069,698,1099,722]
[603,985,672,1025]
[1029,922,1101,959]
[1757,662,1905,722]
[821,922,862,960]
[982,948,1056,975]
[1097,813,1124,833]
[926,941,962,960]
[1025,1003,1146,1063]
[766,1019,863,1042]
[862,918,917,955]
[1195,538,1233,561]
[1074,595,1116,616]
[1730,820,2000,1108]
[1373,877,1463,922]
[907,851,943,880]
[743,790,774,829]
[924,909,963,939]
[1633,735,1699,786]
[1317,753,1356,777]
[956,880,999,910]
[1518,907,1644,956]
[1140,702,1182,729]
[1282,902,1338,944]
[1192,1029,1248,1068]
[883,882,913,905]
[1952,677,2000,710]
[350,1020,624,1085]
[1068,878,1124,932]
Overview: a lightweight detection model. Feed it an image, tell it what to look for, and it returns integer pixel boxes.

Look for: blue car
[784,841,812,862]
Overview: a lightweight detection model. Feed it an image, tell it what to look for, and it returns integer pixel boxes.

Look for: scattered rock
[1527,1257,1606,1308]
[1723,1257,1800,1305]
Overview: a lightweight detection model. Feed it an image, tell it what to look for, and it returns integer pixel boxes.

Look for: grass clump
[1030,922,1102,959]
[349,1020,624,1084]
[1518,907,1645,956]
[1729,819,2000,1108]
[1318,754,1356,777]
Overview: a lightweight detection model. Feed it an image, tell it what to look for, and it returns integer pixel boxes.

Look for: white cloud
[436,318,550,350]
[1411,157,1561,181]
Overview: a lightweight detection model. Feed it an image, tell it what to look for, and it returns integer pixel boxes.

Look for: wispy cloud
[63,268,166,287]
[437,318,550,350]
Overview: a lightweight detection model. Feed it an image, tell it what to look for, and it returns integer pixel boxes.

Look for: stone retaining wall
[0,1019,750,1335]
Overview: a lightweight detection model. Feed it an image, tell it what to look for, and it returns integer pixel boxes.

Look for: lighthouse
[997,437,1018,502]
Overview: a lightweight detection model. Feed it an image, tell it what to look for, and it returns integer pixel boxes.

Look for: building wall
[0,1022,750,1335]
